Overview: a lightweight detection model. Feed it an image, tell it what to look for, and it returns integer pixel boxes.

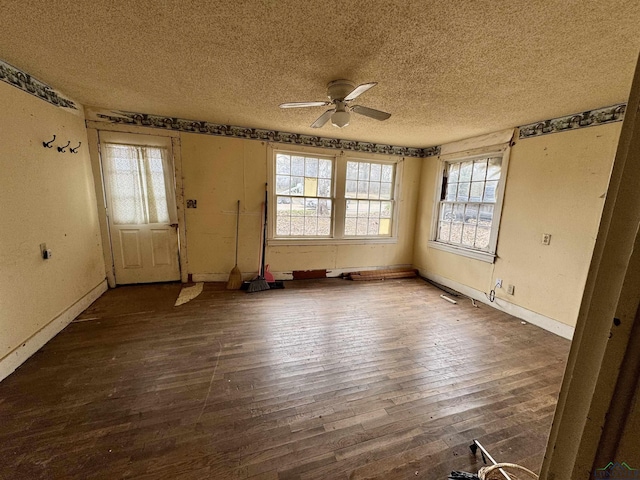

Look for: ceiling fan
[279,79,391,129]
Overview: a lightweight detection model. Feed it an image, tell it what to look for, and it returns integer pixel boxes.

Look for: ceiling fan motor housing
[327,80,356,101]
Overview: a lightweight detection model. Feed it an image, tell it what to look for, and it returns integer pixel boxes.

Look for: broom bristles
[247,276,270,293]
[226,265,243,290]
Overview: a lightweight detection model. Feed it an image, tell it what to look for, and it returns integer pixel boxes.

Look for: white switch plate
[542,233,551,245]
[496,278,502,288]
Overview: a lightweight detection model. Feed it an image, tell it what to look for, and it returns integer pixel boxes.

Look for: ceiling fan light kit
[331,103,350,128]
[279,79,391,129]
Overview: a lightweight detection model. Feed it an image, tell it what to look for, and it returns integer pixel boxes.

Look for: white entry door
[101,132,180,285]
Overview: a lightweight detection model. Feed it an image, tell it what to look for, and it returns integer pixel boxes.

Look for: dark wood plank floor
[0,278,570,479]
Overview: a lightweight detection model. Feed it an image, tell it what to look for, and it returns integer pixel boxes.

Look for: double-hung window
[275,153,334,237]
[344,161,395,236]
[272,150,399,242]
[430,147,509,262]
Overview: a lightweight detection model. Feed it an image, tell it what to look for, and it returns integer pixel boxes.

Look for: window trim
[429,146,511,263]
[268,146,401,245]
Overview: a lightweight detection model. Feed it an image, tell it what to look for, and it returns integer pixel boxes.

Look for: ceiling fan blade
[350,105,391,121]
[279,101,331,109]
[344,82,377,101]
[311,109,335,128]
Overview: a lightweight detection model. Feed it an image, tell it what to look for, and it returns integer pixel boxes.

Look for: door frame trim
[87,125,188,286]
[171,136,189,283]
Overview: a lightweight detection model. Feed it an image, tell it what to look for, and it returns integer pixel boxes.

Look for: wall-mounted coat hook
[42,135,56,148]
[57,140,70,153]
[69,142,81,154]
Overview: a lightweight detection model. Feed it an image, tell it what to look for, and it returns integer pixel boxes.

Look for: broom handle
[235,200,240,266]
[262,184,268,276]
[258,201,266,276]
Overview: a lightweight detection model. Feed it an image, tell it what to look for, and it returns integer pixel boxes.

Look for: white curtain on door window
[103,143,176,225]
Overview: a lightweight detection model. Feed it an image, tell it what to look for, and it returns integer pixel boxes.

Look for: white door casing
[100,132,180,284]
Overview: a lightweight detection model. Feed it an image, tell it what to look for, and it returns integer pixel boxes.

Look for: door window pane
[104,144,170,225]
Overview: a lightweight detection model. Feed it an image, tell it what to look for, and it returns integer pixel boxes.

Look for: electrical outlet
[542,233,551,245]
[507,284,515,295]
[495,278,502,289]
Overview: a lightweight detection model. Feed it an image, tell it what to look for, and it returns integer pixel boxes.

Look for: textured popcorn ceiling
[1,0,639,147]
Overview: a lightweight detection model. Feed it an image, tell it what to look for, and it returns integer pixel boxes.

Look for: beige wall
[180,133,420,278]
[413,122,622,327]
[0,83,105,361]
[86,114,620,329]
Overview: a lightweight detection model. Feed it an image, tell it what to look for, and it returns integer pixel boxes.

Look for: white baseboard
[192,272,292,282]
[192,264,414,282]
[192,273,281,282]
[419,270,575,340]
[191,273,234,282]
[0,279,108,382]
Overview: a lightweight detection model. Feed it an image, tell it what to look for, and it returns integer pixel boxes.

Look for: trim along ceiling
[1,1,639,148]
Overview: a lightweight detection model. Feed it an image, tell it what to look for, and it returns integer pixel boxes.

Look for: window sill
[428,240,496,263]
[269,237,398,246]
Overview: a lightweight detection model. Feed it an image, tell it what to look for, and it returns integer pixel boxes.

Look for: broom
[247,196,270,293]
[226,200,243,289]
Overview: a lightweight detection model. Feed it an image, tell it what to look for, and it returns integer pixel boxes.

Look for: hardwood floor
[0,278,570,479]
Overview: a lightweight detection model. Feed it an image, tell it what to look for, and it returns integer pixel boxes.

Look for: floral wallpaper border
[0,59,77,110]
[519,103,626,139]
[95,111,441,158]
